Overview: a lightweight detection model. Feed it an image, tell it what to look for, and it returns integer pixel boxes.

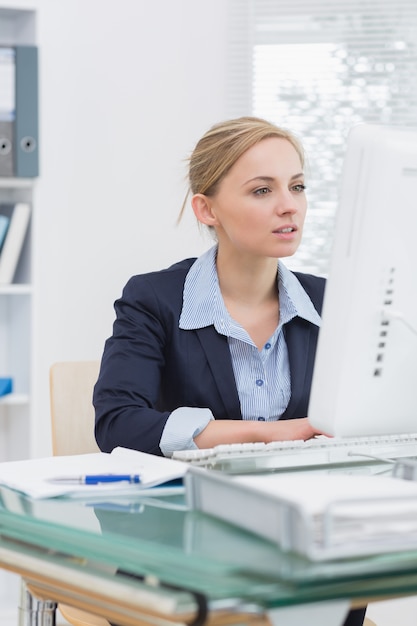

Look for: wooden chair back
[50,360,101,456]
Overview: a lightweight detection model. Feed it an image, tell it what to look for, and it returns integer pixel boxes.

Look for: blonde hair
[178,116,305,223]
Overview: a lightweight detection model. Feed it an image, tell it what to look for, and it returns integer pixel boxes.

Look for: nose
[274,188,298,215]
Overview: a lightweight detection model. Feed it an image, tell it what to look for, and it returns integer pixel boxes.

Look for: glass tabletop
[2,461,417,610]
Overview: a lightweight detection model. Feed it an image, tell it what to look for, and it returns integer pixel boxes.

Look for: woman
[94,116,324,455]
[94,116,366,626]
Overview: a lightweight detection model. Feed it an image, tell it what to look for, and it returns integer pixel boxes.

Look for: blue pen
[49,474,141,485]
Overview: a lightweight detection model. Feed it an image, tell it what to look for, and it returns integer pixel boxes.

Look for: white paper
[0,447,188,499]
[232,472,417,551]
[233,472,417,515]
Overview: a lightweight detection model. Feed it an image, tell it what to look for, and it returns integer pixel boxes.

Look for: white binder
[186,466,417,561]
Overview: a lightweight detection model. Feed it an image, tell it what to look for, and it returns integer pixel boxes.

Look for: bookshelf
[0,7,37,467]
[0,6,37,616]
[0,184,33,462]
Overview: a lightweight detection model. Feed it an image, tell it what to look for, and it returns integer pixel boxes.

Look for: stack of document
[186,467,417,561]
[0,447,188,499]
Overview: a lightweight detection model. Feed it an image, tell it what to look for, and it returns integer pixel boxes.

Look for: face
[193,137,307,261]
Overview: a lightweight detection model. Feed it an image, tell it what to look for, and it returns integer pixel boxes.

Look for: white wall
[0,0,229,609]
[10,0,229,457]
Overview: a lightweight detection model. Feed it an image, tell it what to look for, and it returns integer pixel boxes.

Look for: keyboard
[172,433,417,473]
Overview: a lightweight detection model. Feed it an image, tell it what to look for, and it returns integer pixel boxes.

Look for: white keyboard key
[172,448,215,461]
[265,440,305,450]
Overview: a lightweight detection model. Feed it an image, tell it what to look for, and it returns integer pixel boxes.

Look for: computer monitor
[308,123,417,437]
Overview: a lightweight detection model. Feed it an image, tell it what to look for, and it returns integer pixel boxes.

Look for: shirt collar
[278,262,322,327]
[179,245,321,331]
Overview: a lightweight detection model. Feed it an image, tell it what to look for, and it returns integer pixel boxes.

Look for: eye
[291,183,306,193]
[254,186,271,196]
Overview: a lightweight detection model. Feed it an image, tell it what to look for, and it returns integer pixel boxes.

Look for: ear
[191,194,218,227]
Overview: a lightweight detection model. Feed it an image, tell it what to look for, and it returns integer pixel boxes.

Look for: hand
[194,417,324,449]
[261,417,321,443]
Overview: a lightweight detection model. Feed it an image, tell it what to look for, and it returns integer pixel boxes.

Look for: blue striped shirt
[160,245,321,456]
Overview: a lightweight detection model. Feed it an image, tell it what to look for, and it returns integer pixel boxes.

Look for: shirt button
[256,379,264,387]
[258,417,266,421]
[265,342,271,349]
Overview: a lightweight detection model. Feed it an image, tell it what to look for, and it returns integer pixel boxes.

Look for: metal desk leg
[18,579,57,626]
[267,600,350,626]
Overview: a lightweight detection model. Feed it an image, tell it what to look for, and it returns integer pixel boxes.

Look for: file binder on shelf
[0,45,38,178]
[0,213,9,251]
[0,377,13,397]
[0,203,31,284]
[185,466,417,561]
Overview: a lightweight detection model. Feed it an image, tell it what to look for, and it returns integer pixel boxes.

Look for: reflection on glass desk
[1,461,417,625]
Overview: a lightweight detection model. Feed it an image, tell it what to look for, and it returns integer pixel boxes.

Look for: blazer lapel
[195,326,242,420]
[282,319,312,418]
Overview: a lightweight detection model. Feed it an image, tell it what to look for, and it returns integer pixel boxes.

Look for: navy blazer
[94,258,326,456]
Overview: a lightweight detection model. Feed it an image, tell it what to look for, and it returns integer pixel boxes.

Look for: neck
[216,247,279,306]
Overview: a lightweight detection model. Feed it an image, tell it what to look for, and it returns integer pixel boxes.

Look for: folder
[0,203,31,284]
[0,378,13,397]
[15,45,39,177]
[186,466,417,561]
[0,45,38,178]
[0,47,15,177]
[0,447,188,499]
[0,213,10,252]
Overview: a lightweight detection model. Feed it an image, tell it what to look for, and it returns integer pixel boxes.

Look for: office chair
[49,360,109,626]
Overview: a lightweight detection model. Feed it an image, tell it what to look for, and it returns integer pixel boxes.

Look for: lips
[277,227,295,233]
[274,225,297,234]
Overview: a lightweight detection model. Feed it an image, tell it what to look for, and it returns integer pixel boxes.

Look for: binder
[0,203,31,284]
[186,466,417,561]
[0,45,38,178]
[0,377,13,397]
[0,47,14,177]
[0,213,10,252]
[15,45,39,177]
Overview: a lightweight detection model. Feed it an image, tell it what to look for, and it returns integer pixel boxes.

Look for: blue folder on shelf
[0,378,13,397]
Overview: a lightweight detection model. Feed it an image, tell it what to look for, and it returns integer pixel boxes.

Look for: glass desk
[1,461,417,626]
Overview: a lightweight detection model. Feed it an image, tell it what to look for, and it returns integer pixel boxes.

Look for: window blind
[226,0,417,274]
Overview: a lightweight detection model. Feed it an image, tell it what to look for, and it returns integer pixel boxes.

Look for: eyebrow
[242,173,304,186]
